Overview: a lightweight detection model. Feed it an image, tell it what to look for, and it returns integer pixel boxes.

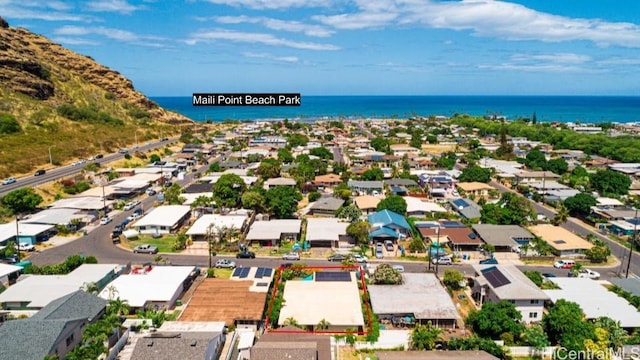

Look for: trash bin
[83,230,88,236]
[176,299,182,306]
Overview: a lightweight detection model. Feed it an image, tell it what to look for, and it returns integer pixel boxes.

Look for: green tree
[212,173,247,209]
[594,317,628,350]
[458,165,492,183]
[480,192,536,226]
[371,137,390,153]
[372,263,402,285]
[163,183,185,205]
[336,204,363,222]
[410,322,443,350]
[552,202,569,225]
[547,158,569,175]
[590,170,631,196]
[309,147,333,160]
[376,195,407,215]
[442,269,465,290]
[523,324,550,350]
[287,133,308,148]
[346,220,370,245]
[149,154,161,163]
[277,148,294,163]
[257,158,281,180]
[1,187,43,214]
[0,114,21,134]
[407,237,426,253]
[525,148,548,170]
[208,161,221,172]
[564,193,597,216]
[265,186,302,218]
[466,300,524,339]
[543,299,594,352]
[410,134,423,149]
[436,151,457,170]
[585,244,611,263]
[106,297,130,316]
[308,191,322,202]
[361,168,384,181]
[523,270,545,288]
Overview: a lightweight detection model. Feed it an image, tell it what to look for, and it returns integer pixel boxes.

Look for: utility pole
[626,208,638,278]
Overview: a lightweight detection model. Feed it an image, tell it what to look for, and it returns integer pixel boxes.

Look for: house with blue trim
[368,210,412,242]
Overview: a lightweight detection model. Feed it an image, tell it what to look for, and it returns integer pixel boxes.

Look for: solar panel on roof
[481,266,511,288]
[452,199,468,208]
[255,268,264,279]
[315,272,352,282]
[239,267,250,278]
[554,240,567,244]
[627,218,640,226]
[263,268,272,277]
[441,221,465,228]
[256,282,269,287]
[232,268,242,277]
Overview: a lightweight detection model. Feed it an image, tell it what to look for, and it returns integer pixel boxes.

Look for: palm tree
[80,281,99,295]
[283,317,299,327]
[107,297,130,317]
[553,203,569,225]
[315,318,331,331]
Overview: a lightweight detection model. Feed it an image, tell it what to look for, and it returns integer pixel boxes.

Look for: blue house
[368,210,412,242]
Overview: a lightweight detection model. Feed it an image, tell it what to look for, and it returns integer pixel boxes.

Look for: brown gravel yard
[180,278,268,325]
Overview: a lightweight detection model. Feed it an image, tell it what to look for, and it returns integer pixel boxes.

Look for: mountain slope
[0,17,194,177]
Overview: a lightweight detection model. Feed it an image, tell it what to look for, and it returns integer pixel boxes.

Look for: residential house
[472,224,535,252]
[133,205,191,235]
[416,221,482,251]
[264,177,297,190]
[449,198,482,220]
[456,182,495,198]
[130,321,226,360]
[252,331,331,360]
[306,218,350,248]
[245,219,302,246]
[528,225,593,257]
[403,197,447,218]
[249,136,287,148]
[308,197,345,217]
[313,174,343,189]
[472,265,549,323]
[348,180,384,195]
[368,273,460,329]
[514,171,561,185]
[368,210,412,242]
[354,195,381,214]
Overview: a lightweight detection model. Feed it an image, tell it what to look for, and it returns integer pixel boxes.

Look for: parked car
[328,253,347,262]
[479,258,499,265]
[146,188,157,196]
[151,232,162,239]
[384,240,395,252]
[133,244,158,254]
[114,224,125,233]
[392,265,405,273]
[553,259,576,269]
[127,213,140,222]
[282,252,300,260]
[0,256,19,264]
[133,208,143,216]
[432,256,452,265]
[111,233,121,244]
[95,154,104,159]
[375,249,384,259]
[118,148,128,154]
[123,200,140,211]
[17,243,35,252]
[576,268,600,279]
[236,251,256,259]
[352,254,368,263]
[542,273,557,278]
[100,216,113,225]
[215,259,236,268]
[2,177,16,185]
[34,169,46,176]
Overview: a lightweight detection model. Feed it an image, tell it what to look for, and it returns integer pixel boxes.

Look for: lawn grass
[124,235,178,253]
[213,268,233,279]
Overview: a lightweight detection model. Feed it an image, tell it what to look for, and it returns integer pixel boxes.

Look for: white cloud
[243,52,299,63]
[210,15,335,37]
[51,36,100,46]
[201,0,331,10]
[315,0,640,48]
[186,29,340,50]
[478,63,600,73]
[0,0,92,22]
[86,0,141,14]
[54,25,166,47]
[376,61,427,73]
[510,53,591,64]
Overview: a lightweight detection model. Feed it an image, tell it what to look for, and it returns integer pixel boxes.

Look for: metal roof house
[471,264,549,323]
[472,224,535,252]
[133,205,191,235]
[368,210,412,242]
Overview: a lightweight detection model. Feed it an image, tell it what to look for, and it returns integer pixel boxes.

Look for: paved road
[0,138,178,197]
[489,180,638,277]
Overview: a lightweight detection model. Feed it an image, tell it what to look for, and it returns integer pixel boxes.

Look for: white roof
[278,272,364,327]
[98,265,195,307]
[111,178,151,190]
[134,205,191,227]
[22,208,86,226]
[265,177,297,186]
[0,263,22,278]
[596,197,624,207]
[246,220,301,240]
[200,174,257,186]
[473,264,550,301]
[368,273,460,320]
[403,197,447,213]
[49,196,112,210]
[186,214,247,236]
[181,193,213,206]
[0,221,54,242]
[305,218,348,242]
[0,264,120,308]
[545,278,640,328]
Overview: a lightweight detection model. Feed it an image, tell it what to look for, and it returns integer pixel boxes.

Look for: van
[553,259,575,269]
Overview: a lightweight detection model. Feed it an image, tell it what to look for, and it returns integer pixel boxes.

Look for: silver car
[282,252,300,261]
[215,259,237,268]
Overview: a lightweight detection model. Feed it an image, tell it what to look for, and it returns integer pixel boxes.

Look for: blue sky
[2,0,640,96]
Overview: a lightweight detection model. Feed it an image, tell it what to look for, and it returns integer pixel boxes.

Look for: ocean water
[151,95,640,123]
